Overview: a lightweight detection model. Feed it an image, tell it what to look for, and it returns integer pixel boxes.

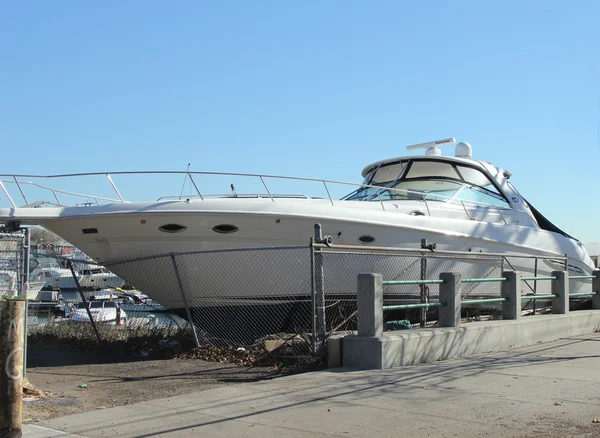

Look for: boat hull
[20,199,593,310]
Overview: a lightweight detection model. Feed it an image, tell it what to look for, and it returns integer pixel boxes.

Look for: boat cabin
[342,139,575,240]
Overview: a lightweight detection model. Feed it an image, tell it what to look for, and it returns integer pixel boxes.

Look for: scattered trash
[593,418,600,424]
[383,320,412,331]
[23,387,53,398]
[78,384,88,389]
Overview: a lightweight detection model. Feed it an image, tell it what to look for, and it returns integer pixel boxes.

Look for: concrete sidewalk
[25,334,600,437]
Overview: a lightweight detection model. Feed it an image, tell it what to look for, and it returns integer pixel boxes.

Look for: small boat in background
[71,300,127,325]
[30,257,124,291]
[90,288,166,312]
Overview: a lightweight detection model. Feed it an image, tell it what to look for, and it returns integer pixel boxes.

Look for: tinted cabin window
[405,162,460,180]
[456,166,500,193]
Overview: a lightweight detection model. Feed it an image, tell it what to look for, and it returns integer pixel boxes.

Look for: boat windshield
[342,159,509,208]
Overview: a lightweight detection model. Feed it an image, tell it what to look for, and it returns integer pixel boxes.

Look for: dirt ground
[22,345,306,423]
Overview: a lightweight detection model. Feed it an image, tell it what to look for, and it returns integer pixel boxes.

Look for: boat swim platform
[329,271,600,369]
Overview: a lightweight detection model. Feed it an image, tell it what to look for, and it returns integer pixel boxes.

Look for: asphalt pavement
[24,334,600,437]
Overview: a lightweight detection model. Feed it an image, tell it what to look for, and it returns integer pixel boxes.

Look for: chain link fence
[26,255,191,355]
[20,237,587,362]
[25,246,315,358]
[103,246,314,356]
[314,245,505,333]
[0,232,26,297]
[23,243,511,358]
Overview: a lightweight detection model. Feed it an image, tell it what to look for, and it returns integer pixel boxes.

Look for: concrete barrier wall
[343,311,600,369]
[335,269,600,370]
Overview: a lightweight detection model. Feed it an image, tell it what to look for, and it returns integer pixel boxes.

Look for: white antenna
[406,137,456,156]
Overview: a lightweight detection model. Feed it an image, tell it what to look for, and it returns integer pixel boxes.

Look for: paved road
[25,334,600,437]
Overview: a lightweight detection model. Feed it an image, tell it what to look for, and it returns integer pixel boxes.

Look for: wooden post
[0,298,26,438]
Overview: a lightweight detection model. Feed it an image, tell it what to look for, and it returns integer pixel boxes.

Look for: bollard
[0,298,26,438]
[501,271,521,320]
[592,270,600,310]
[439,273,461,327]
[357,274,383,337]
[551,271,569,315]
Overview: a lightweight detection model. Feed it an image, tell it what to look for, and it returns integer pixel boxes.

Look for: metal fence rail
[315,241,505,330]
[357,269,600,337]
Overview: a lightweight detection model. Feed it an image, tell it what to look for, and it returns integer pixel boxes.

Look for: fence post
[23,228,30,380]
[439,272,461,327]
[419,255,428,328]
[68,261,102,344]
[170,254,201,348]
[0,298,26,438]
[313,224,327,352]
[501,271,521,320]
[357,274,383,337]
[551,271,569,315]
[592,269,600,309]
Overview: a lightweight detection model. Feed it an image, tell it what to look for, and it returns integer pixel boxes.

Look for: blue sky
[1,1,600,242]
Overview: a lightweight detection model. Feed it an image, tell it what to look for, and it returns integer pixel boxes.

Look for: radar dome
[455,142,472,159]
[425,146,442,156]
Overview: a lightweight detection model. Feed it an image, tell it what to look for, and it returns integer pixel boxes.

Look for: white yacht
[30,257,124,291]
[0,138,594,310]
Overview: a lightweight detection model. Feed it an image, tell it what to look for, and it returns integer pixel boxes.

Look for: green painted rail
[383,279,444,286]
[383,302,445,311]
[570,275,596,280]
[461,297,506,305]
[521,294,556,300]
[461,278,506,283]
[1,296,27,302]
[569,292,598,298]
[521,276,556,281]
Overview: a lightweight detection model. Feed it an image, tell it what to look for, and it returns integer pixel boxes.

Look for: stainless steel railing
[0,170,514,223]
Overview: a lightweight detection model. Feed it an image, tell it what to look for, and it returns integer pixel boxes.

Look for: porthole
[158,224,187,233]
[358,235,375,244]
[213,224,239,234]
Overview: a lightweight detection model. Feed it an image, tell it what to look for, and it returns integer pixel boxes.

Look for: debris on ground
[22,378,53,398]
[23,387,53,398]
